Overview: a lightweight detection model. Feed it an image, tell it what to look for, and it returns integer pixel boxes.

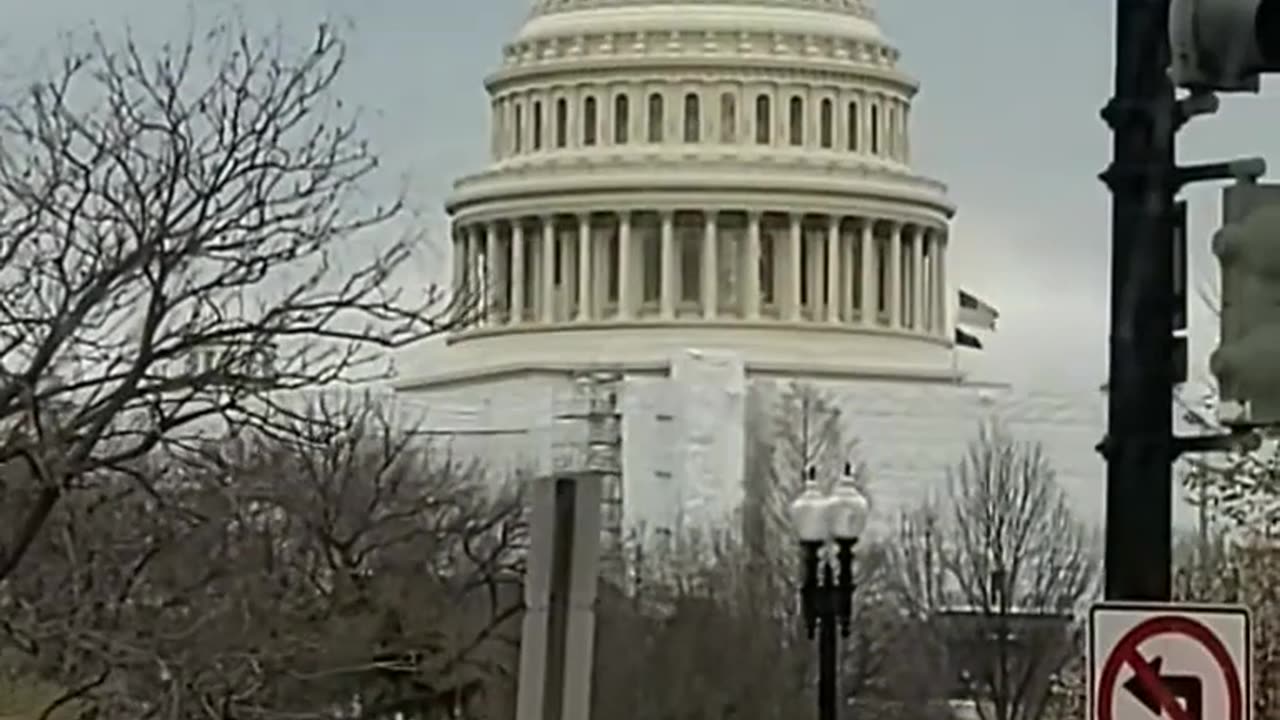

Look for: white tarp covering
[397,365,1215,543]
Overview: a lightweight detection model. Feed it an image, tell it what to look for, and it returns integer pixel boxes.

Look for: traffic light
[1210,183,1280,426]
[1169,0,1280,92]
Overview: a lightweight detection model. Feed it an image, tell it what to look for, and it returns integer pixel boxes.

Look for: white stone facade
[395,0,1116,538]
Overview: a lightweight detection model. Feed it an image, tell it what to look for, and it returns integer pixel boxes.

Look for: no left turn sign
[1089,603,1251,720]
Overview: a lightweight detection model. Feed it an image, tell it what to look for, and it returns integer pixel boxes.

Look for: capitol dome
[401,0,957,390]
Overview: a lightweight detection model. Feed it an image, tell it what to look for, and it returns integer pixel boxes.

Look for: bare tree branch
[0,18,463,586]
[889,421,1100,720]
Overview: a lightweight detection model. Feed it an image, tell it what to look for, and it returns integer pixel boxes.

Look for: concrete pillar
[485,223,500,325]
[825,215,840,323]
[702,211,718,319]
[745,212,762,319]
[659,211,676,318]
[617,213,633,320]
[786,214,802,321]
[511,221,525,325]
[541,217,556,324]
[888,222,903,328]
[911,226,925,330]
[936,231,949,338]
[860,220,876,326]
[514,475,603,720]
[577,215,592,321]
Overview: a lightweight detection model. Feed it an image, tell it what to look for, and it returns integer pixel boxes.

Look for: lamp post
[789,462,871,720]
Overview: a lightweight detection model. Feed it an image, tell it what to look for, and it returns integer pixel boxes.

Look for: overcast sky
[9,0,1280,394]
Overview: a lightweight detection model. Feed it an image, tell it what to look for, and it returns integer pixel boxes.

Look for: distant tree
[592,382,918,720]
[0,17,457,588]
[889,422,1099,720]
[0,394,523,718]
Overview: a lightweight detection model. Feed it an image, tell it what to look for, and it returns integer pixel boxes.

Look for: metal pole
[1099,0,1178,601]
[818,561,838,720]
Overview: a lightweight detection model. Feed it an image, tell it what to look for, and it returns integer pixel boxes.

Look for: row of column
[451,211,947,337]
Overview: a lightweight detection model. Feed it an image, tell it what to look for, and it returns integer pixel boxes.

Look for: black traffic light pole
[1099,0,1179,601]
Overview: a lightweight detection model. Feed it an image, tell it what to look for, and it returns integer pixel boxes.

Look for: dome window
[719,93,737,143]
[754,94,771,145]
[555,98,568,148]
[683,93,701,143]
[870,104,881,155]
[614,94,629,144]
[533,100,543,150]
[788,96,804,147]
[847,101,860,151]
[583,96,598,146]
[647,93,665,143]
[820,98,834,149]
[514,104,524,153]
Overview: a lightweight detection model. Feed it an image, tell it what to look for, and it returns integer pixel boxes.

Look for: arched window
[614,94,630,144]
[647,93,665,143]
[532,100,543,150]
[819,98,833,149]
[870,104,881,155]
[847,101,859,151]
[583,96,598,146]
[683,93,700,143]
[555,98,568,148]
[755,94,771,145]
[514,104,524,152]
[720,92,737,143]
[789,96,805,146]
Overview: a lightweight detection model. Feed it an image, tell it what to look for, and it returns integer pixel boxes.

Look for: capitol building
[395,0,1110,549]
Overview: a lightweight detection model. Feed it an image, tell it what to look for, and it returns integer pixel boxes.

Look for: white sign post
[1088,603,1251,720]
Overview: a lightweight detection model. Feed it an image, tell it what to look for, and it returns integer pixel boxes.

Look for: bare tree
[890,422,1099,720]
[0,18,459,587]
[0,393,523,718]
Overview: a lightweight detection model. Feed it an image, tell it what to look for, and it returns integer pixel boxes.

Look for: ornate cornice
[444,154,954,224]
[487,57,916,98]
[493,27,900,82]
[529,0,876,21]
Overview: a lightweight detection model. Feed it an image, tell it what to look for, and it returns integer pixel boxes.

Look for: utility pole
[1100,0,1179,601]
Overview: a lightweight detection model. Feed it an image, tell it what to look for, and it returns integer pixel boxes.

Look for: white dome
[517,1,885,46]
[399,0,957,391]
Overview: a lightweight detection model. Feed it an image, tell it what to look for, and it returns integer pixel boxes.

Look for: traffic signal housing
[1211,183,1280,426]
[1170,0,1280,92]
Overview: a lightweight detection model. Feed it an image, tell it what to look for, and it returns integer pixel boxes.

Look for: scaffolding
[552,368,625,582]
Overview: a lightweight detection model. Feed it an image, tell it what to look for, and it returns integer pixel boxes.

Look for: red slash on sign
[1096,615,1243,720]
[1121,652,1201,720]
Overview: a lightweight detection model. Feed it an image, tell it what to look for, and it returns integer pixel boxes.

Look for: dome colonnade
[452,210,946,338]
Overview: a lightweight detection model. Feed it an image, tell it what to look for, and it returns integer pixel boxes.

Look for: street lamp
[789,462,871,720]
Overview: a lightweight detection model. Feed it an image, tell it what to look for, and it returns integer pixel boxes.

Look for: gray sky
[8,0,1280,393]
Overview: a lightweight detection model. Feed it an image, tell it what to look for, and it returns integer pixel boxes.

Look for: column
[888,222,903,328]
[577,214,592,321]
[860,220,876,326]
[541,216,556,323]
[842,226,856,322]
[485,223,500,325]
[911,226,925,330]
[825,216,840,323]
[786,214,802,321]
[659,211,676,319]
[617,212,634,319]
[702,211,718,319]
[467,227,482,324]
[510,221,525,324]
[935,231,948,338]
[451,228,466,321]
[745,212,762,319]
